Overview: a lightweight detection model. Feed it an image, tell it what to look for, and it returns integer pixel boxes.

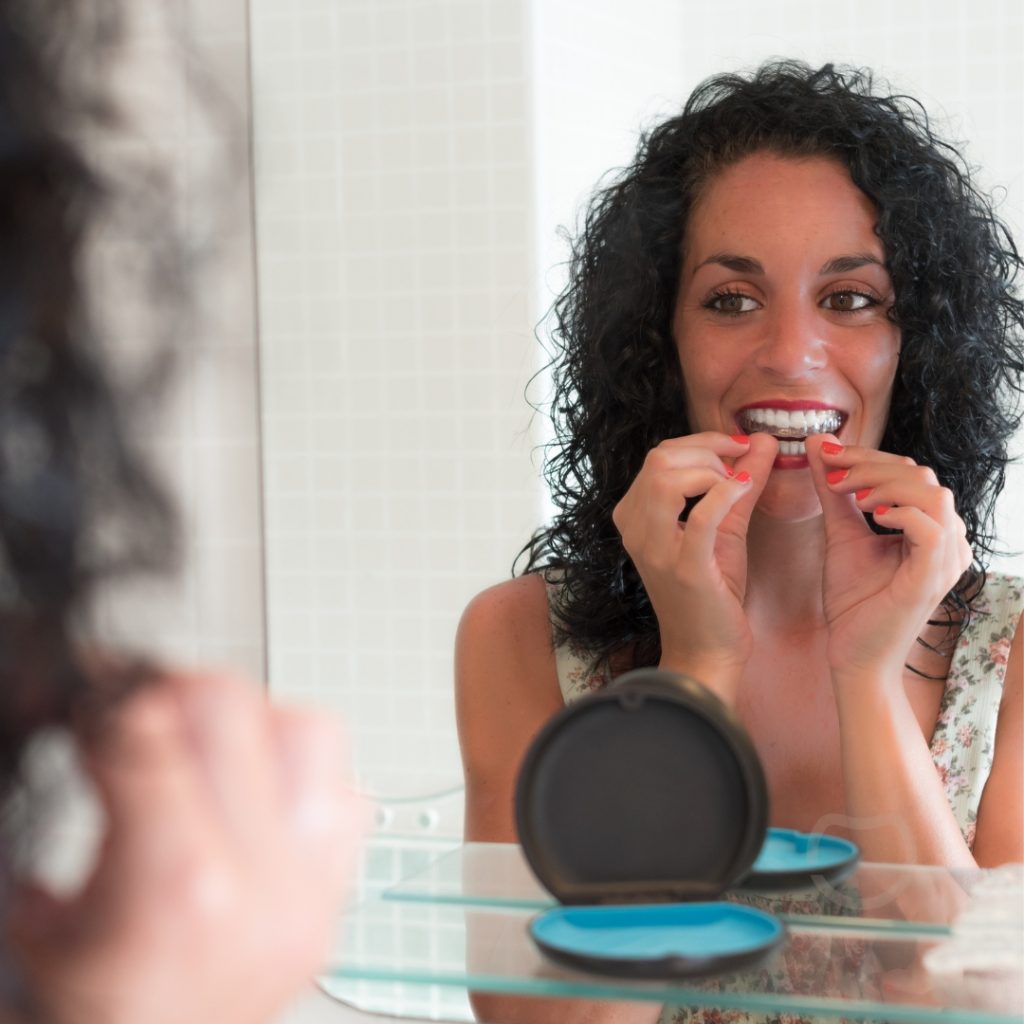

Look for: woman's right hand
[8,670,369,1024]
[612,431,776,701]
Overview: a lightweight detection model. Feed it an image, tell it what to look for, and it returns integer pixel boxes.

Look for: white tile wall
[251,0,543,798]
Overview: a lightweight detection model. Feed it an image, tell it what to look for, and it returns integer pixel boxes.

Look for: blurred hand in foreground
[7,670,370,1024]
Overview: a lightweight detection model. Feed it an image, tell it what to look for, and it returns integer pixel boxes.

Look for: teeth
[778,439,805,456]
[737,407,843,439]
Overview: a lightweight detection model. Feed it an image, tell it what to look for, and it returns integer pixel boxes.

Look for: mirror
[248,0,1024,816]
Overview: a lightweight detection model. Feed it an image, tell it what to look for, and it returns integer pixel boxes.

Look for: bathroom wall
[250,0,542,798]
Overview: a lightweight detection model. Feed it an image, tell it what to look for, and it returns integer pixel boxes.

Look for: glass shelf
[383,842,992,936]
[322,896,1023,1022]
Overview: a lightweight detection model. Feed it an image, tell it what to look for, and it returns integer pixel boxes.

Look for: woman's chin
[753,473,824,524]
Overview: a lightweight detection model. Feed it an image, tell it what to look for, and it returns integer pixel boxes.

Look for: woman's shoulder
[454,573,561,708]
[963,571,1024,647]
[454,574,565,840]
[973,571,1024,612]
[456,573,553,646]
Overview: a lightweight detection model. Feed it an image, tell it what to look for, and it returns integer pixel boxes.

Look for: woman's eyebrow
[819,253,885,274]
[692,252,885,276]
[692,253,764,276]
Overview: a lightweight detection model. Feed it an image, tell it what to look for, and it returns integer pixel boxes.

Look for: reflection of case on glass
[529,902,784,979]
[515,668,856,977]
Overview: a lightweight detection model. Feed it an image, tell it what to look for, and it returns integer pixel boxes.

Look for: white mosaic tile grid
[251,0,543,798]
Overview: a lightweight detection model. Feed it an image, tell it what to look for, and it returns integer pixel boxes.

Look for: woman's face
[672,151,901,521]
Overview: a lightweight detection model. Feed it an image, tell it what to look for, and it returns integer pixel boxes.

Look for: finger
[814,441,917,469]
[826,462,955,524]
[821,456,958,523]
[869,504,947,588]
[805,433,871,538]
[723,432,777,526]
[680,474,755,562]
[869,501,972,579]
[78,688,224,915]
[619,465,733,546]
[272,709,368,880]
[271,708,365,842]
[820,454,933,491]
[658,432,753,458]
[169,671,281,853]
[637,441,738,477]
[267,709,369,967]
[851,480,956,524]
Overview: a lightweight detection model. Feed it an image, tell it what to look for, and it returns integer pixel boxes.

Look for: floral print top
[547,572,1023,847]
[926,573,1024,847]
[545,572,1023,1024]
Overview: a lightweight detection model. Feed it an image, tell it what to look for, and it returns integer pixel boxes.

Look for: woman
[0,2,366,1021]
[456,61,1023,1022]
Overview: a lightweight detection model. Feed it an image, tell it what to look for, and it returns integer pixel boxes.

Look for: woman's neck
[743,511,828,632]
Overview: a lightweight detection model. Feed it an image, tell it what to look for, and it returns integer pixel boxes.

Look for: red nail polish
[826,469,849,485]
[725,466,735,477]
[730,434,750,444]
[821,441,844,455]
[874,505,891,516]
[855,488,872,501]
[735,470,751,484]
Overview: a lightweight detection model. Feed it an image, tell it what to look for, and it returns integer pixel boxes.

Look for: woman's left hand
[805,434,973,682]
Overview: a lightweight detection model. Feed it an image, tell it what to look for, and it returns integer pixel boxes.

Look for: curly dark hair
[519,60,1024,674]
[0,0,184,804]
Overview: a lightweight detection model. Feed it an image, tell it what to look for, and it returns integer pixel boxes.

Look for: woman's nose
[753,298,827,377]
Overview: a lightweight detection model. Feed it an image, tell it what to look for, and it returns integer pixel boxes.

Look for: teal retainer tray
[530,902,785,978]
[515,669,860,977]
[746,827,859,888]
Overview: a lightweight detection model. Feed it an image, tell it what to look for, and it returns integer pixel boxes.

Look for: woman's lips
[733,404,847,470]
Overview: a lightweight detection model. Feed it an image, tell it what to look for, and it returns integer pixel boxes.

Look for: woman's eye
[707,292,759,315]
[824,290,876,312]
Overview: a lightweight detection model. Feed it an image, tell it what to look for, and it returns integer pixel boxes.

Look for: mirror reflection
[249,0,1023,822]
[245,3,1024,1024]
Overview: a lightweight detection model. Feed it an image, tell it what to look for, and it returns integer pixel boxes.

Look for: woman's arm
[455,575,661,1024]
[966,613,1022,866]
[611,432,777,704]
[807,434,1020,868]
[830,666,981,867]
[831,615,1020,869]
[455,574,565,843]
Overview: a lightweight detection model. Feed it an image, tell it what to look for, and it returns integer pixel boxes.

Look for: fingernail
[725,466,735,477]
[855,488,872,501]
[735,470,751,484]
[826,469,849,485]
[874,505,891,516]
[821,441,844,455]
[730,434,750,444]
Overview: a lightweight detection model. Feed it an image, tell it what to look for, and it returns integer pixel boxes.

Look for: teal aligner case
[515,668,859,977]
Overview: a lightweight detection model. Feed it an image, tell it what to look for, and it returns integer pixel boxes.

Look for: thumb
[726,432,778,528]
[804,434,868,541]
